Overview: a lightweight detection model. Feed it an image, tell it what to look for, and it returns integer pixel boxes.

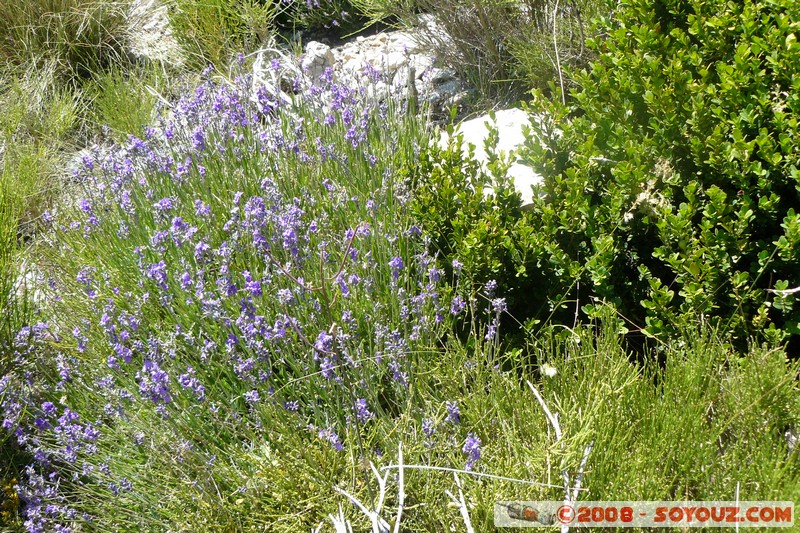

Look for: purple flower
[192,126,206,152]
[194,199,211,218]
[146,261,168,290]
[76,267,96,298]
[314,331,333,354]
[244,390,260,404]
[113,343,133,364]
[422,418,435,437]
[445,401,460,424]
[277,288,294,305]
[318,428,343,451]
[337,275,350,297]
[180,271,193,290]
[491,298,507,313]
[242,271,262,297]
[137,360,171,405]
[452,259,463,273]
[485,280,498,297]
[389,256,404,279]
[353,398,373,423]
[178,367,205,401]
[153,197,174,212]
[320,357,337,380]
[194,241,211,262]
[450,295,466,316]
[282,228,297,254]
[463,433,481,470]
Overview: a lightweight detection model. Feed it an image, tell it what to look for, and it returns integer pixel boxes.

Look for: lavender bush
[0,59,505,530]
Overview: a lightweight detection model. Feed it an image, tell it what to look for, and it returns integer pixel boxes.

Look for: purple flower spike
[353,398,373,423]
[485,279,498,297]
[445,401,460,424]
[389,256,404,279]
[450,295,466,316]
[422,418,435,437]
[153,197,174,213]
[491,298,507,313]
[244,390,260,404]
[314,331,333,355]
[463,432,482,470]
[318,428,344,451]
[192,126,206,152]
[146,261,168,290]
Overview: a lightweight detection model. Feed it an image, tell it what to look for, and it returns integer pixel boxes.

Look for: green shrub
[519,0,800,347]
[532,315,800,503]
[408,124,576,344]
[86,62,173,140]
[280,0,367,35]
[413,0,800,351]
[507,0,605,98]
[168,0,368,69]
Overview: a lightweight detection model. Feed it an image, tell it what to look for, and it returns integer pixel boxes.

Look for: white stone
[302,41,335,81]
[388,32,417,51]
[439,108,543,207]
[126,0,183,65]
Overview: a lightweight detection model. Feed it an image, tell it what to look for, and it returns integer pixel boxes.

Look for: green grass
[168,0,278,68]
[0,0,131,84]
[0,66,73,353]
[85,62,175,141]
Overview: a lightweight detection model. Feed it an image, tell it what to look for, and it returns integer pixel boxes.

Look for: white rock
[126,0,183,65]
[388,32,418,51]
[302,41,335,81]
[439,108,543,207]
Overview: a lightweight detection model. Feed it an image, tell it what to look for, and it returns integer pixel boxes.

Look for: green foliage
[0,0,130,84]
[280,0,366,35]
[0,83,55,529]
[168,0,370,69]
[0,63,84,145]
[507,0,605,97]
[409,123,576,342]
[168,0,278,67]
[0,68,73,363]
[533,316,800,503]
[2,0,799,528]
[85,62,173,140]
[517,0,800,345]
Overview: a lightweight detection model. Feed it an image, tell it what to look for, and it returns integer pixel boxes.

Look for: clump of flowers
[0,57,464,531]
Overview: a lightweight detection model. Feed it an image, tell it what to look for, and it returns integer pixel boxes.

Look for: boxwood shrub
[414,0,800,352]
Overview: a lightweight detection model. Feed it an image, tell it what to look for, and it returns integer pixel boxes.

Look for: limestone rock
[439,108,543,208]
[302,41,335,81]
[125,0,183,66]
